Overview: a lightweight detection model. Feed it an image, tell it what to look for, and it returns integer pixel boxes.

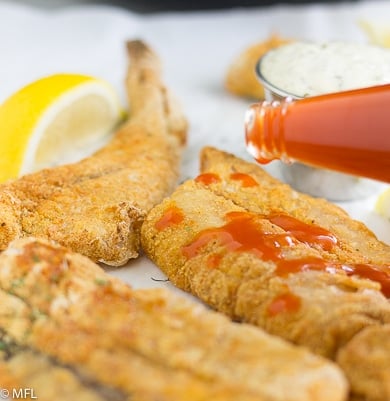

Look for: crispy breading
[0,40,187,266]
[200,147,390,265]
[0,333,127,401]
[225,35,291,99]
[0,237,347,401]
[141,147,390,401]
[337,324,390,401]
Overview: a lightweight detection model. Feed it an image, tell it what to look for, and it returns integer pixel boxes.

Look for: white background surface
[0,0,389,290]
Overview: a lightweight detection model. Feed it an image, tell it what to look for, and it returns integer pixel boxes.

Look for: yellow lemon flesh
[0,74,124,183]
[375,187,390,220]
[360,20,390,48]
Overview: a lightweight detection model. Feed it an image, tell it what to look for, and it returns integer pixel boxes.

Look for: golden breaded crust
[225,35,291,99]
[0,40,187,266]
[0,237,347,401]
[200,146,390,265]
[0,351,123,401]
[142,178,390,356]
[337,324,390,401]
[0,325,127,401]
[141,147,390,401]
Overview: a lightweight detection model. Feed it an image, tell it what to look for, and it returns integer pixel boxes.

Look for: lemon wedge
[375,187,390,219]
[0,74,124,183]
[359,20,390,48]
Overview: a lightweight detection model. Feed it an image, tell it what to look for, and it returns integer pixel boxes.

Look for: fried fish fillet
[0,329,128,401]
[0,237,347,401]
[337,324,390,401]
[141,147,390,401]
[225,35,291,99]
[199,147,390,266]
[0,40,187,266]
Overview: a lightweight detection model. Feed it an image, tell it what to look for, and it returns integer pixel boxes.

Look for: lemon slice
[0,74,125,183]
[375,187,390,219]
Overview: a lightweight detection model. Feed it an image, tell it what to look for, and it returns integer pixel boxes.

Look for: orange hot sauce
[230,172,259,187]
[195,173,221,185]
[245,84,390,182]
[181,211,390,298]
[155,205,184,231]
[267,292,302,317]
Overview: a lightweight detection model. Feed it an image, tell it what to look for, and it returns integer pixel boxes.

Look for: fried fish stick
[0,237,347,401]
[0,40,186,266]
[141,147,390,401]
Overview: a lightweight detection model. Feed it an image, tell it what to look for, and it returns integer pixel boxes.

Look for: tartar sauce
[259,41,390,98]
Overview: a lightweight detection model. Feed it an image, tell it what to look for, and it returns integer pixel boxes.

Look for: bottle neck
[245,98,293,164]
[244,85,390,183]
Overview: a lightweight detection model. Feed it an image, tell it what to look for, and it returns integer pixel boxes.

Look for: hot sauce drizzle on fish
[267,291,302,317]
[182,211,296,260]
[180,211,390,299]
[268,214,338,251]
[229,172,259,187]
[154,205,184,231]
[195,173,221,185]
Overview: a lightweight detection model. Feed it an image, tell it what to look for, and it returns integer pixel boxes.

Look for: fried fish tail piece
[0,40,187,266]
[141,147,390,401]
[0,237,347,401]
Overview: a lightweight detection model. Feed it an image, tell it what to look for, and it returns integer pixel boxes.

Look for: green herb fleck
[31,308,47,320]
[94,278,108,286]
[32,254,41,263]
[50,272,61,283]
[10,277,24,290]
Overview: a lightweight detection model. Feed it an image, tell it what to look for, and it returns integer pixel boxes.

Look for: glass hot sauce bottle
[245,84,390,183]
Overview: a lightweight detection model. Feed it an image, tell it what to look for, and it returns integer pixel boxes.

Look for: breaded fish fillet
[0,329,128,401]
[0,40,187,266]
[141,147,390,401]
[200,147,390,265]
[0,237,347,401]
[225,35,291,99]
[337,324,390,401]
